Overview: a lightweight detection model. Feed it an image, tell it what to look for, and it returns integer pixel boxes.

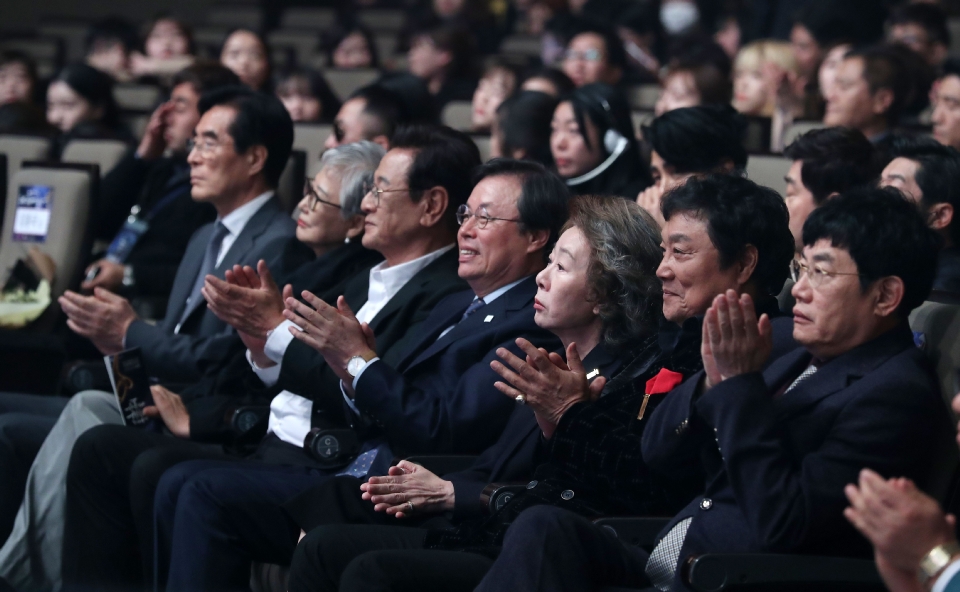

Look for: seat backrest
[113,84,161,111]
[746,155,791,196]
[356,9,405,32]
[0,162,97,298]
[442,101,474,131]
[60,139,129,177]
[499,35,542,58]
[207,4,263,30]
[0,135,52,180]
[628,84,661,110]
[293,123,332,177]
[277,150,307,215]
[324,69,380,101]
[630,110,654,137]
[783,120,826,149]
[279,8,336,30]
[472,135,492,162]
[909,299,960,411]
[744,116,772,155]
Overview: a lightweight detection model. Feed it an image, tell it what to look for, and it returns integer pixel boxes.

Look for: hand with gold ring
[360,460,455,518]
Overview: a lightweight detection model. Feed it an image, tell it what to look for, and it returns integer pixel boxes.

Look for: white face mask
[660,1,700,35]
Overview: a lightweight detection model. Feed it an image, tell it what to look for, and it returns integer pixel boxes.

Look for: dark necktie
[179,221,229,326]
[460,297,486,322]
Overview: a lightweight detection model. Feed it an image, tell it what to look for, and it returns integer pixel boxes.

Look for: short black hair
[844,45,915,125]
[662,174,795,297]
[643,104,748,174]
[474,158,570,255]
[942,58,960,81]
[794,0,884,49]
[0,50,37,86]
[85,17,139,54]
[172,60,240,96]
[390,124,482,232]
[803,186,940,316]
[53,63,121,128]
[198,86,294,189]
[784,127,881,205]
[888,3,950,48]
[350,75,437,139]
[496,90,558,168]
[887,135,960,245]
[522,67,575,96]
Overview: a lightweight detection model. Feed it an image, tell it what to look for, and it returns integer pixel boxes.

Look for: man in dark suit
[147,158,569,592]
[82,62,239,314]
[57,126,481,591]
[469,186,954,592]
[0,87,308,592]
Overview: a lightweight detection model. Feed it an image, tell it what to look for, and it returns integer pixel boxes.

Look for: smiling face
[880,157,923,203]
[46,80,98,132]
[550,101,602,179]
[457,174,539,297]
[534,226,599,335]
[221,30,269,91]
[785,160,818,252]
[657,212,744,323]
[360,148,426,258]
[791,239,885,358]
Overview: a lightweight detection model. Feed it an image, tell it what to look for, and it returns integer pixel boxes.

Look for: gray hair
[317,141,386,218]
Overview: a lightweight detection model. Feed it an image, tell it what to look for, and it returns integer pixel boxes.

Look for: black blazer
[351,276,561,456]
[642,324,954,591]
[180,241,383,444]
[125,195,308,385]
[275,247,469,428]
[96,151,216,301]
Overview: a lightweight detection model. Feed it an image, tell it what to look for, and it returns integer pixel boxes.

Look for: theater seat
[325,69,380,102]
[745,155,790,196]
[293,123,332,176]
[909,292,960,412]
[628,85,661,111]
[277,150,306,215]
[113,83,162,112]
[783,121,826,149]
[0,162,98,300]
[60,139,129,177]
[0,134,53,181]
[442,101,474,131]
[471,135,492,162]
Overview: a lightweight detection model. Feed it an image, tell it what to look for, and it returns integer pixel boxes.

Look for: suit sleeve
[353,327,557,456]
[696,360,945,553]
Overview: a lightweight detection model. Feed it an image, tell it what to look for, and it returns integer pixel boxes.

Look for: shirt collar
[218,191,273,238]
[368,244,454,293]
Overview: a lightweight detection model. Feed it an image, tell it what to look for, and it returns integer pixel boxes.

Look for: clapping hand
[360,460,455,518]
[701,290,772,389]
[202,260,291,339]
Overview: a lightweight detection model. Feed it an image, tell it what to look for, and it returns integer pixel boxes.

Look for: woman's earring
[344,236,351,244]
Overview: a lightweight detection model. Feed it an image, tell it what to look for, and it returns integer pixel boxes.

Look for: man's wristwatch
[346,351,377,378]
[920,541,960,585]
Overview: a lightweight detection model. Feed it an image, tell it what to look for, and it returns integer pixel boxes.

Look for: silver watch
[346,355,369,378]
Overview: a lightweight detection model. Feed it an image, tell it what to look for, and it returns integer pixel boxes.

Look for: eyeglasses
[563,49,603,62]
[303,177,342,211]
[789,259,866,288]
[456,204,521,229]
[186,136,223,157]
[362,181,410,207]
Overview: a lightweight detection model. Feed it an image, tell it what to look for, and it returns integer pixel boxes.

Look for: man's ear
[371,135,390,150]
[871,87,895,117]
[346,215,365,239]
[418,186,449,228]
[873,276,905,318]
[246,145,268,178]
[525,228,551,254]
[928,202,954,232]
[736,244,759,286]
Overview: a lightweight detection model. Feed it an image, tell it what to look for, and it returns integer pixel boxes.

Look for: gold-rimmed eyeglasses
[789,259,866,288]
[456,204,522,229]
[362,181,409,207]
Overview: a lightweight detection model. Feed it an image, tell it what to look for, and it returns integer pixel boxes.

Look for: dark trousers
[154,459,333,592]
[0,392,67,542]
[61,424,230,592]
[289,525,494,592]
[474,505,653,592]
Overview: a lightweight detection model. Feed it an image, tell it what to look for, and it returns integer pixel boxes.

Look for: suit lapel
[366,249,458,334]
[405,277,538,371]
[392,290,475,371]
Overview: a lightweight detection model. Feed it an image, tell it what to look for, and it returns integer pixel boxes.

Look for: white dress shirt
[216,191,273,267]
[262,244,454,448]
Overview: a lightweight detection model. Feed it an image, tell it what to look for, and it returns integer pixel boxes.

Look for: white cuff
[246,348,281,386]
[933,557,960,592]
[351,357,379,390]
[265,320,297,363]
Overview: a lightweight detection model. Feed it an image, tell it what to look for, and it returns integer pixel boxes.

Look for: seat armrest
[401,455,479,476]
[592,516,672,548]
[682,553,883,592]
[230,405,270,436]
[480,482,528,515]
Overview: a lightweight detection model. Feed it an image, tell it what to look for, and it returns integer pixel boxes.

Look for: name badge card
[12,185,54,243]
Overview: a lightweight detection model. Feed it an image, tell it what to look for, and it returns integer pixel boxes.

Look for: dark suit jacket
[275,247,468,428]
[179,241,383,445]
[96,151,216,302]
[125,195,307,385]
[642,324,954,591]
[351,277,560,457]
